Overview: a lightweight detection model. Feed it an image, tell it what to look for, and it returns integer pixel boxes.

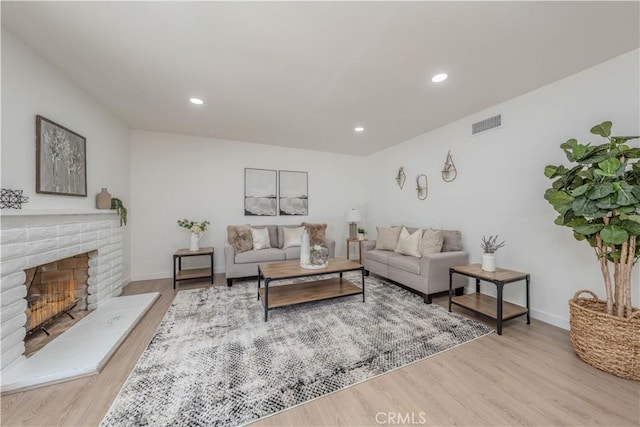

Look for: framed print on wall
[36,115,87,197]
[279,170,308,215]
[244,168,277,216]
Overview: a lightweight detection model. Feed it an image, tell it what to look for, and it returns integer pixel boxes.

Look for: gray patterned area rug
[101,273,492,427]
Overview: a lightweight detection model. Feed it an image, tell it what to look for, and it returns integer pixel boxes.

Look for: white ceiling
[2,2,638,156]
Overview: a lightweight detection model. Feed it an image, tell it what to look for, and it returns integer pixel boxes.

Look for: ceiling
[2,2,638,156]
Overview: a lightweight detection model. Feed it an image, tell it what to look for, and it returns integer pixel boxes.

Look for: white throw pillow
[421,228,444,255]
[395,227,422,257]
[282,226,305,248]
[251,227,271,250]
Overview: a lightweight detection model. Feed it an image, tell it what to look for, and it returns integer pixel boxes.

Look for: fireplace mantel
[1,208,115,217]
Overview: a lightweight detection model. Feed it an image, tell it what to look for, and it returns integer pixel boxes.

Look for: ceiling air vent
[472,114,502,135]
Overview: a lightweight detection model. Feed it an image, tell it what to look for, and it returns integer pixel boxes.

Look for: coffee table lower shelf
[451,293,528,321]
[258,278,362,309]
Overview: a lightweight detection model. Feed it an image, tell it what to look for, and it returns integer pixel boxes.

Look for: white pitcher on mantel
[190,232,203,251]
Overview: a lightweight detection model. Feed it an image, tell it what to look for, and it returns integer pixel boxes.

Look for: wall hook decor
[0,188,29,209]
[441,150,458,182]
[395,166,406,189]
[416,174,428,200]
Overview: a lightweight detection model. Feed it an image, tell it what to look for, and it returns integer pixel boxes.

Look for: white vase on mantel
[481,253,496,272]
[189,232,202,251]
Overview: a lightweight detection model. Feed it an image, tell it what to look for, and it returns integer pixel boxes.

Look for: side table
[346,238,367,264]
[448,263,530,335]
[173,247,214,289]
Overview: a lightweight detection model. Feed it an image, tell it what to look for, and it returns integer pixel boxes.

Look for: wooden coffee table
[257,258,365,321]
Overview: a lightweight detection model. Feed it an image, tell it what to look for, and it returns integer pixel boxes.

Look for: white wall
[130,130,367,280]
[366,49,640,329]
[1,28,132,281]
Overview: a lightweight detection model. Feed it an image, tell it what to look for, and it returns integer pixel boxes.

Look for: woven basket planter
[569,290,640,381]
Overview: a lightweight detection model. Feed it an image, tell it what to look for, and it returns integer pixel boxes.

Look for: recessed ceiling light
[190,97,204,105]
[354,126,364,132]
[431,73,448,83]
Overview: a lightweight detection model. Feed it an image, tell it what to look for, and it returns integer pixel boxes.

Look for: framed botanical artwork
[279,170,308,215]
[244,168,277,216]
[36,115,87,197]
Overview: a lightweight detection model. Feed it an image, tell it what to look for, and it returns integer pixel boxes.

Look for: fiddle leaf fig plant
[544,121,639,318]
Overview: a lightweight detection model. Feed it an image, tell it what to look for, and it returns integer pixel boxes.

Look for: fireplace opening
[27,279,78,335]
[24,253,92,356]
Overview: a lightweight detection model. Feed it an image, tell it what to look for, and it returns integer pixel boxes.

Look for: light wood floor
[2,275,639,426]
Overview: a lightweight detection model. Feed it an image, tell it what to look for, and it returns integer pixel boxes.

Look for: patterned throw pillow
[421,228,444,255]
[395,227,422,257]
[282,226,305,248]
[227,225,253,253]
[302,222,327,247]
[375,226,402,251]
[251,227,271,250]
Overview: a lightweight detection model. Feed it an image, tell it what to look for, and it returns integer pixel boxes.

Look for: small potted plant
[111,198,127,226]
[177,219,210,251]
[480,235,505,272]
[357,227,367,240]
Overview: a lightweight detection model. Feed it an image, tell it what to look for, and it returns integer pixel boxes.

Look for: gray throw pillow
[441,229,463,252]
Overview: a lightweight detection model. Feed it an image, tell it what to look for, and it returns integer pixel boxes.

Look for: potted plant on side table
[357,228,367,240]
[544,120,639,380]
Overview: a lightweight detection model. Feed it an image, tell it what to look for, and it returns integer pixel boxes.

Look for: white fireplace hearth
[1,210,125,372]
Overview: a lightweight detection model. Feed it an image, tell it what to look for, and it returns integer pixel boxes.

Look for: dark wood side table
[173,247,214,289]
[448,263,530,335]
[346,238,367,264]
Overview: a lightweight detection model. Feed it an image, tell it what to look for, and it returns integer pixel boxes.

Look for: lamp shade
[345,209,362,223]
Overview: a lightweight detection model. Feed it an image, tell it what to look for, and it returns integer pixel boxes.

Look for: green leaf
[615,206,637,214]
[591,121,612,138]
[546,189,574,214]
[560,138,577,150]
[595,158,622,177]
[594,195,617,209]
[572,196,598,216]
[613,182,639,206]
[621,214,640,224]
[544,165,558,178]
[623,148,640,159]
[573,223,604,235]
[611,136,640,145]
[570,183,590,197]
[572,143,589,161]
[600,225,629,244]
[573,231,586,241]
[587,182,614,200]
[620,219,640,235]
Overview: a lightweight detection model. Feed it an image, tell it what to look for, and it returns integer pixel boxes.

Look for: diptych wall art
[243,168,309,216]
[36,115,87,197]
[244,168,277,216]
[279,170,308,216]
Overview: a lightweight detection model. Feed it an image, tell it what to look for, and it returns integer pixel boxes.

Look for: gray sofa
[224,224,336,286]
[362,228,468,303]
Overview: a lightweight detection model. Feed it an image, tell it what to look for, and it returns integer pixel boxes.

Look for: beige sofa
[362,228,468,303]
[224,224,336,286]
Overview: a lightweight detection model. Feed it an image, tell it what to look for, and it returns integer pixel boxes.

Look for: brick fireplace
[0,211,125,372]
